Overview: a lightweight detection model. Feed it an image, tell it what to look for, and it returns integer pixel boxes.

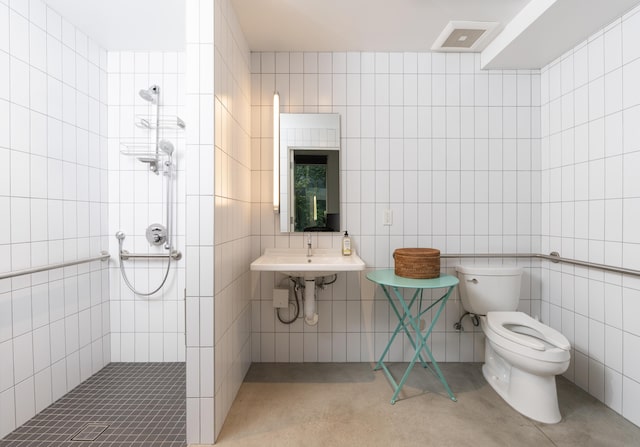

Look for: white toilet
[456,265,571,424]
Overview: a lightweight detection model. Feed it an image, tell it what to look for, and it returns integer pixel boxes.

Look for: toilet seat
[486,311,570,352]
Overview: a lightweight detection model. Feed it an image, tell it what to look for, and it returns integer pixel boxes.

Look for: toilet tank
[455,265,523,315]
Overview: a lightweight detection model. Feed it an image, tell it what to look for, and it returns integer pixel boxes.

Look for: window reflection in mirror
[292,150,339,232]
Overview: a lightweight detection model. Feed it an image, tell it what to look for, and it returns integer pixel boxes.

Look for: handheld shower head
[115,231,126,241]
[158,139,174,155]
[139,84,160,103]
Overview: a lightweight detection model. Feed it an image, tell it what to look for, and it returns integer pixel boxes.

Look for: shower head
[139,84,159,103]
[115,231,126,241]
[158,140,174,155]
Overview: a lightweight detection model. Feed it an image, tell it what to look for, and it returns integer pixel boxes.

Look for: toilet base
[483,341,563,424]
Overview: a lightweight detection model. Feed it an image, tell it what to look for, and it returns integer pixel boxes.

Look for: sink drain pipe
[304,279,319,325]
[301,275,337,326]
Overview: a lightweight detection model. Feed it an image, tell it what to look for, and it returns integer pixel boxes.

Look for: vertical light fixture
[273,92,280,212]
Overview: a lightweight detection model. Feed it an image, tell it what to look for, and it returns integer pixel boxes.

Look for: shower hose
[117,161,174,296]
[117,235,173,296]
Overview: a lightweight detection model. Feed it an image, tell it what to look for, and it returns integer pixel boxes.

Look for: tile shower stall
[1,0,640,445]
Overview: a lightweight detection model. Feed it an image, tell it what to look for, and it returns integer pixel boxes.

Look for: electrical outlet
[384,209,393,226]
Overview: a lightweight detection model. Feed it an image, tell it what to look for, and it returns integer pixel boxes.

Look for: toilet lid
[486,312,571,351]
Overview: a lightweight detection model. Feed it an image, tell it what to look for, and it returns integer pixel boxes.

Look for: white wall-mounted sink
[250,248,366,279]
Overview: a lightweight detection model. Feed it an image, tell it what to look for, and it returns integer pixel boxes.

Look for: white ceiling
[230,0,530,53]
[42,0,185,51]
[42,0,640,69]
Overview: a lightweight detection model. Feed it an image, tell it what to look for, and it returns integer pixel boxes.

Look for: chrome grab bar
[441,253,536,259]
[0,251,110,280]
[440,252,640,277]
[3,250,632,281]
[119,250,182,261]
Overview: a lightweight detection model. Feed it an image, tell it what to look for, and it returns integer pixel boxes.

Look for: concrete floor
[213,363,640,447]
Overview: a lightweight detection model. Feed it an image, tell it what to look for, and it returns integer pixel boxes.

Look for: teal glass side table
[366,269,459,404]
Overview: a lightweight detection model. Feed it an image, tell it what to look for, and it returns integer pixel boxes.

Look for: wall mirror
[279,113,340,233]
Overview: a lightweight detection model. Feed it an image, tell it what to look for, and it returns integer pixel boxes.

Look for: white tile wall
[0,0,110,439]
[540,3,640,427]
[250,50,541,367]
[106,51,186,363]
[185,0,252,443]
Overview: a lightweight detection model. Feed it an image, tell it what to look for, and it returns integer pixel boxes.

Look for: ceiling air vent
[432,21,499,52]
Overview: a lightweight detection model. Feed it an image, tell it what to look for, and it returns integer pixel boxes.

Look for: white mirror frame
[278,113,341,233]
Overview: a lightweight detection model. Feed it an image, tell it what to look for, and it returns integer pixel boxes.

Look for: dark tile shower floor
[0,363,186,447]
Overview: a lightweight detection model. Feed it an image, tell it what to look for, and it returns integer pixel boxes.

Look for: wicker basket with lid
[393,248,440,279]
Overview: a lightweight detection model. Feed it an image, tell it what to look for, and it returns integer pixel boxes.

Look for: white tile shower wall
[106,51,186,363]
[185,0,252,443]
[539,3,640,427]
[0,0,110,438]
[250,52,542,365]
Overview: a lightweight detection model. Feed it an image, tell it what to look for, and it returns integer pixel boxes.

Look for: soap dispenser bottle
[342,231,352,256]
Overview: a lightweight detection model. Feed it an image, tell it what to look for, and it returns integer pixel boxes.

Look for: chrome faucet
[307,233,312,257]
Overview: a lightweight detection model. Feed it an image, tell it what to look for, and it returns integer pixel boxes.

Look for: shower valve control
[146,224,167,246]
